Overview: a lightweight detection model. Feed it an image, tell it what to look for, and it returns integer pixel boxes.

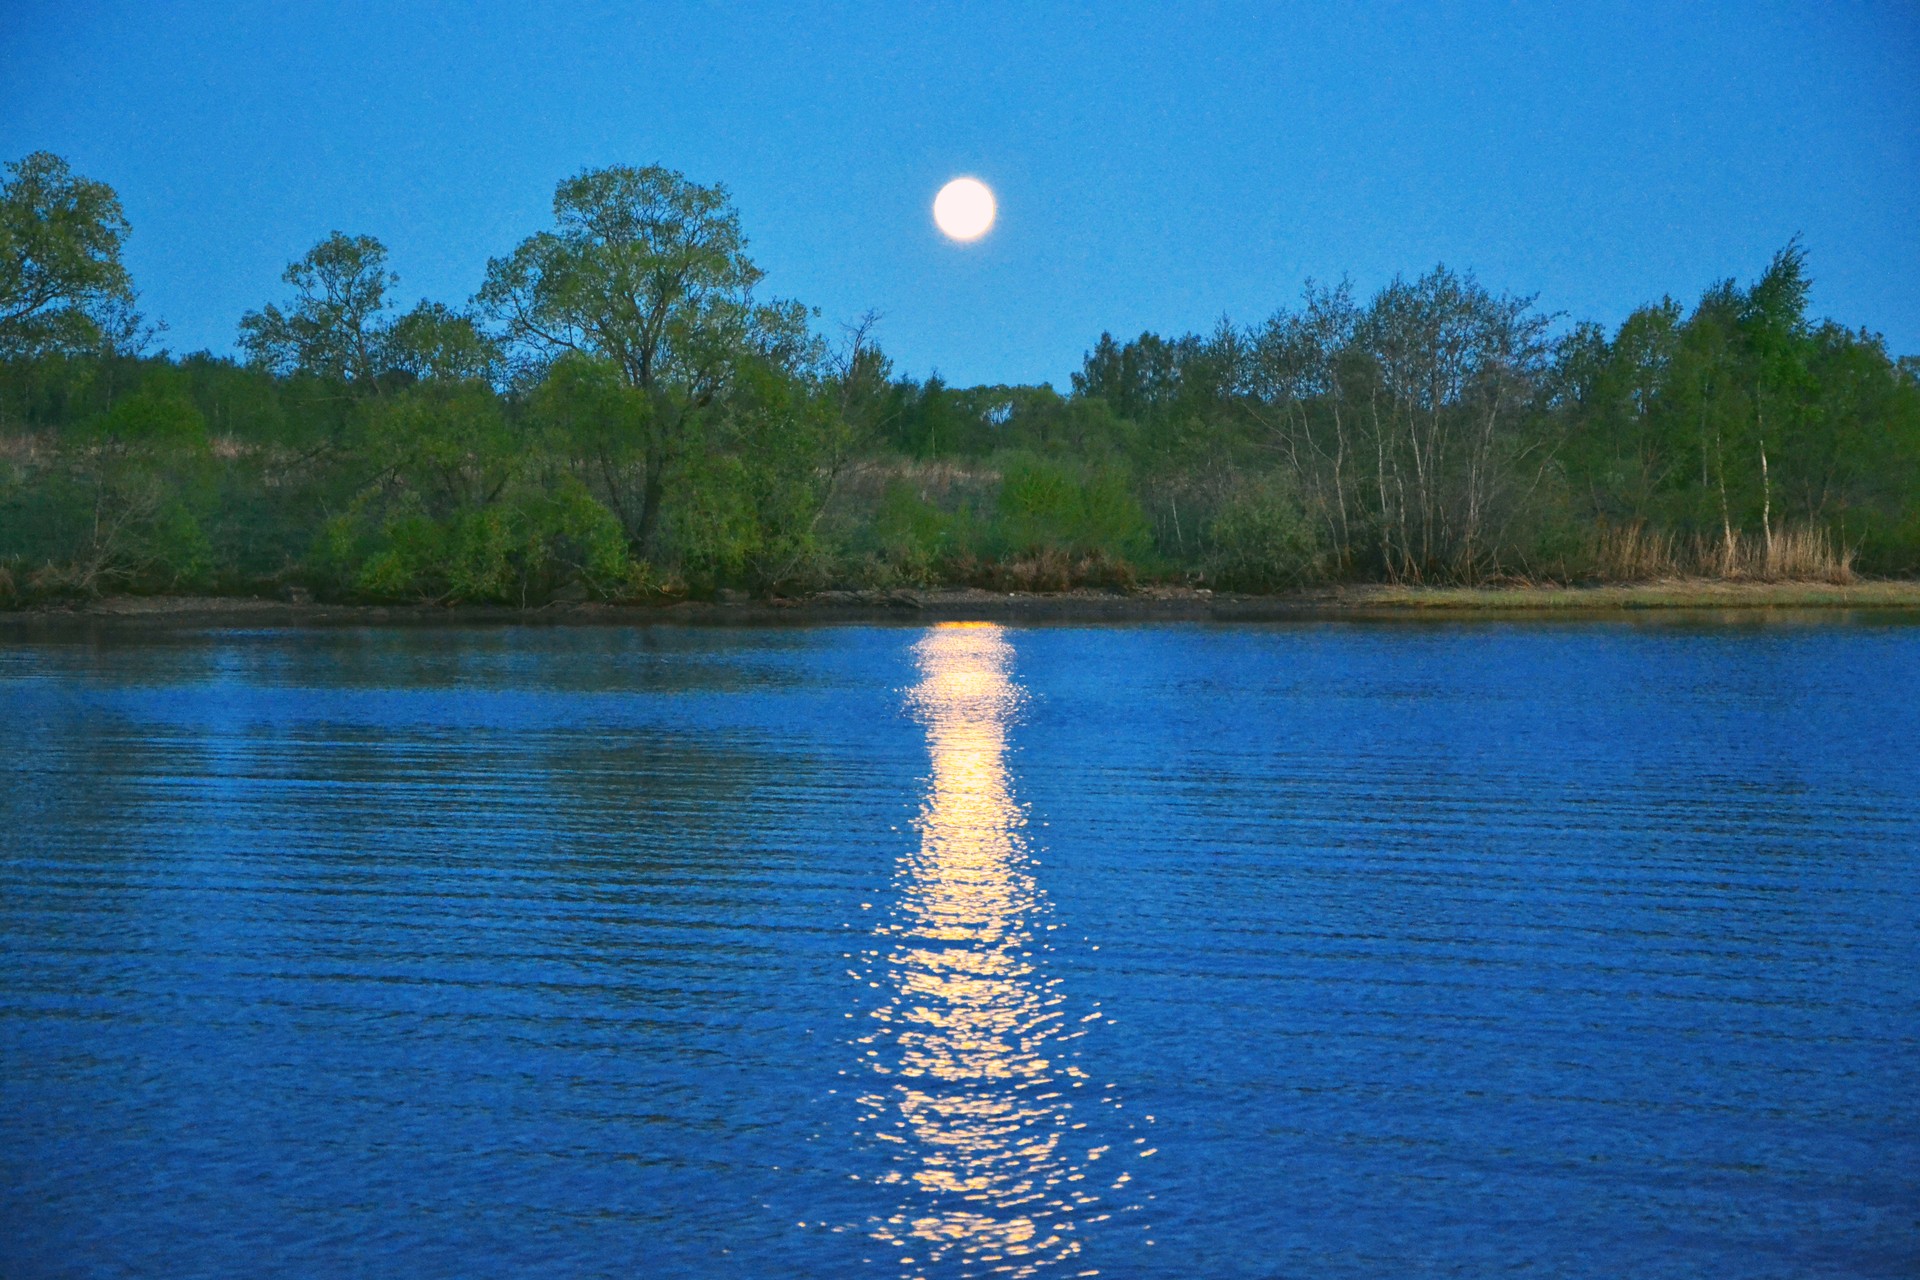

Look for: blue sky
[2,1,1915,386]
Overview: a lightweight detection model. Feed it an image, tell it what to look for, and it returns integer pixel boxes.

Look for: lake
[1,618,1915,1278]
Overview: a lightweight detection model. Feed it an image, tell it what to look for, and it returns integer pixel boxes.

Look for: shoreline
[5,580,1920,629]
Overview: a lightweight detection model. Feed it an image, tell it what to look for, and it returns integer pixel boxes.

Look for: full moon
[933,177,996,241]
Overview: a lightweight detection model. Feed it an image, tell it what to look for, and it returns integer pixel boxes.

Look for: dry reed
[1588,522,1854,584]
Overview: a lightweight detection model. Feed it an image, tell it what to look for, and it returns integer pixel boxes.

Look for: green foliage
[235,235,501,397]
[1202,478,1324,589]
[1552,241,1920,575]
[992,454,1149,560]
[0,152,139,357]
[0,368,217,595]
[238,232,397,386]
[308,382,640,603]
[478,164,819,558]
[866,482,957,582]
[669,359,845,593]
[386,301,500,384]
[317,474,637,604]
[92,369,208,446]
[3,154,1915,604]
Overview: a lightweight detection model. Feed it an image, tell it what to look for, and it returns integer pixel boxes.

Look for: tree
[238,232,396,387]
[825,310,895,453]
[0,152,140,357]
[387,301,500,384]
[1071,330,1206,425]
[1737,239,1815,559]
[1554,299,1683,527]
[477,164,814,556]
[1242,280,1364,566]
[1353,267,1552,580]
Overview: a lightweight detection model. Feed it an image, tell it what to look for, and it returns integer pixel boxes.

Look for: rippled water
[2,619,1916,1278]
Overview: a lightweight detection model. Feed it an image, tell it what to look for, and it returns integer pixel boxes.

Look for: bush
[316,475,637,604]
[862,481,957,584]
[992,454,1149,559]
[0,372,220,595]
[1203,478,1323,590]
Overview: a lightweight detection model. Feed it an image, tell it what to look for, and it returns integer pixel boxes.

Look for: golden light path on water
[853,623,1150,1278]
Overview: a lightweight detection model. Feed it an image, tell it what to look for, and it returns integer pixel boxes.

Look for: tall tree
[1242,280,1364,564]
[477,164,813,556]
[1353,267,1552,580]
[1737,240,1815,558]
[0,152,140,357]
[238,232,396,388]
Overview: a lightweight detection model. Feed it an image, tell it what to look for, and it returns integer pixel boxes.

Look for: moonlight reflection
[852,623,1142,1277]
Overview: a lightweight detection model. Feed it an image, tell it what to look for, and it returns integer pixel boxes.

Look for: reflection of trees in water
[853,623,1147,1278]
[99,721,774,876]
[0,702,188,949]
[5,624,811,695]
[266,723,790,990]
[7,683,785,977]
[534,731,775,877]
[232,627,809,696]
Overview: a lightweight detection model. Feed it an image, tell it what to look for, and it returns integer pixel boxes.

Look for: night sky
[3,1,1915,385]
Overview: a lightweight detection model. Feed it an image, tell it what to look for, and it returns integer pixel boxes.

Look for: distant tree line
[3,150,1917,605]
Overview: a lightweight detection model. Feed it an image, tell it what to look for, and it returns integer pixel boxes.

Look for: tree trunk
[635,446,667,560]
[1331,399,1350,570]
[1715,430,1735,575]
[1758,425,1774,568]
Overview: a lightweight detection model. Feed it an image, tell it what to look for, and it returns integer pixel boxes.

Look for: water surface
[2,619,1916,1278]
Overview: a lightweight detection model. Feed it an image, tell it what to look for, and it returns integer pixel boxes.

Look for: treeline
[3,150,1917,605]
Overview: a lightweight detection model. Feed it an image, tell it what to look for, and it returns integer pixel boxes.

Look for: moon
[933,177,996,242]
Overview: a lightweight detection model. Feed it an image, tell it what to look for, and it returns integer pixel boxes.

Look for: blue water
[1,619,1916,1278]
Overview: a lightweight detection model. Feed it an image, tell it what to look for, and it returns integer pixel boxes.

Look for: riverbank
[5,579,1920,629]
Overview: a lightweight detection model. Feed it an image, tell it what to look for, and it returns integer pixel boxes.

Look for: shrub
[316,475,638,604]
[1203,478,1324,590]
[993,454,1149,559]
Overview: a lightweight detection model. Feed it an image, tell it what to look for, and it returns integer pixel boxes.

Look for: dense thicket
[3,152,1916,605]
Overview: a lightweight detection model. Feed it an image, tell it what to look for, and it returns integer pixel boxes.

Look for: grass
[1335,578,1920,611]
